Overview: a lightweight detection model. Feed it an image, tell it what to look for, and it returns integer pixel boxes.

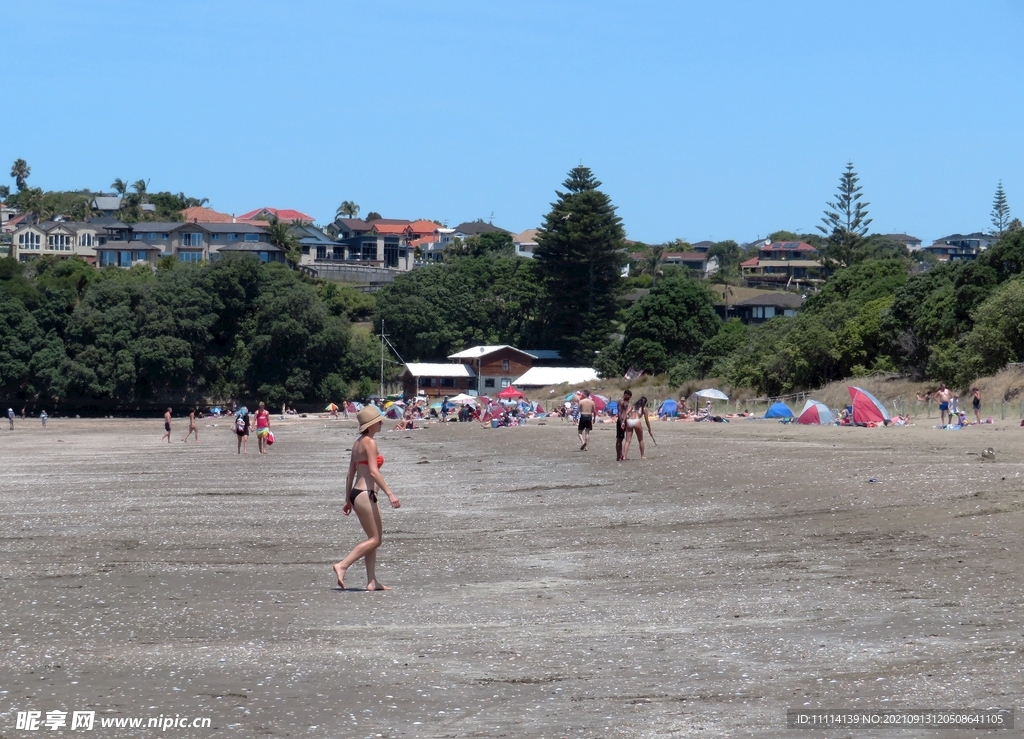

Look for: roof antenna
[489,212,494,224]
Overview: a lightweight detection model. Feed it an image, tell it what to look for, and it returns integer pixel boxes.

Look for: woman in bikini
[254,401,271,454]
[621,396,655,460]
[333,406,401,591]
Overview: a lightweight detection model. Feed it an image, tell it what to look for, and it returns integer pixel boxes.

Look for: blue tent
[606,400,619,416]
[658,399,679,417]
[764,401,793,418]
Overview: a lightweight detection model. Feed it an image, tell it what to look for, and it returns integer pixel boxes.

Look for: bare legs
[333,491,390,591]
[578,428,590,451]
[621,427,633,460]
[257,432,268,454]
[183,426,198,442]
[237,433,249,454]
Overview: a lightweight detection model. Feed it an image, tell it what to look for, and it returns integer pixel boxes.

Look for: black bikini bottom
[348,488,377,506]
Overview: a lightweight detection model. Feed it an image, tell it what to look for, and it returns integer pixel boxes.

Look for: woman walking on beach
[182,409,199,442]
[622,396,654,460]
[972,387,982,424]
[235,410,250,454]
[333,406,401,591]
[255,401,271,454]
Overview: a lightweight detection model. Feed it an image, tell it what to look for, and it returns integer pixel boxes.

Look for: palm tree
[336,200,360,220]
[132,179,148,201]
[110,179,128,197]
[10,159,30,191]
[640,245,666,286]
[266,216,302,268]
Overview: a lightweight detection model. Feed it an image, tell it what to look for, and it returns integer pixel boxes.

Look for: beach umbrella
[848,386,890,424]
[450,392,476,404]
[498,386,526,400]
[590,394,608,411]
[325,403,338,412]
[797,399,833,425]
[695,388,729,401]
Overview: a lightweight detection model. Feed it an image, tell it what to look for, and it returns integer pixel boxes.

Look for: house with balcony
[317,218,414,270]
[663,251,719,277]
[11,220,112,263]
[922,233,996,262]
[740,241,824,287]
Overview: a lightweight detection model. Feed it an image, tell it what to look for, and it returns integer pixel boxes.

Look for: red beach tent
[847,386,890,425]
[497,386,526,400]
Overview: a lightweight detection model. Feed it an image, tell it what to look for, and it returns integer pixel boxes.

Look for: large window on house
[501,378,511,388]
[419,377,435,388]
[80,233,93,247]
[99,251,116,266]
[440,377,455,388]
[502,359,510,371]
[316,246,326,259]
[118,251,133,267]
[484,379,495,388]
[244,233,260,242]
[178,251,203,263]
[181,233,202,247]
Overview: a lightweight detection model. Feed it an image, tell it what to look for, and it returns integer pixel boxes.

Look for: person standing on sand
[333,406,401,591]
[255,401,271,454]
[182,409,199,442]
[40,410,47,428]
[935,383,953,425]
[622,396,655,460]
[972,387,982,424]
[7,407,14,430]
[235,410,250,454]
[615,389,632,461]
[160,408,172,442]
[577,390,596,451]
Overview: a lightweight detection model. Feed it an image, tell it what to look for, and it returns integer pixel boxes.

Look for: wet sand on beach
[0,416,1021,737]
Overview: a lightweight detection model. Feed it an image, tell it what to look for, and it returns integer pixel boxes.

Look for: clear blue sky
[6,1,1023,244]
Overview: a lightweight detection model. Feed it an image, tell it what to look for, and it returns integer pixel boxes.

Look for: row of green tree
[375,163,1023,397]
[0,256,380,409]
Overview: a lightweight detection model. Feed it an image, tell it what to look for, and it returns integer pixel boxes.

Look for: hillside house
[741,241,824,287]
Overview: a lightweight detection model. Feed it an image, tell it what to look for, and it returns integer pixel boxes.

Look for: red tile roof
[740,257,760,267]
[180,206,234,223]
[371,223,413,235]
[238,207,314,223]
[408,219,440,236]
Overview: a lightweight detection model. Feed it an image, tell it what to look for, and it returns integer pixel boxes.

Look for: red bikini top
[356,455,384,468]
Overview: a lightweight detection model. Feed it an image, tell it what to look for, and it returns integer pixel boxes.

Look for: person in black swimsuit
[972,387,981,424]
[577,390,596,451]
[615,389,632,461]
[333,405,400,591]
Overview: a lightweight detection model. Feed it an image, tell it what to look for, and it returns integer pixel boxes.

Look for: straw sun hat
[357,405,384,432]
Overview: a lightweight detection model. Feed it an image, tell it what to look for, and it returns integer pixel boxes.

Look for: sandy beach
[0,414,1021,737]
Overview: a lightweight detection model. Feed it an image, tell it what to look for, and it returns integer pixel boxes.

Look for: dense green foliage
[0,257,376,409]
[373,255,544,361]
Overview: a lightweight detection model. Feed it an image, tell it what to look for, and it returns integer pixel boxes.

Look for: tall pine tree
[534,166,626,362]
[991,181,1011,237]
[817,162,871,269]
